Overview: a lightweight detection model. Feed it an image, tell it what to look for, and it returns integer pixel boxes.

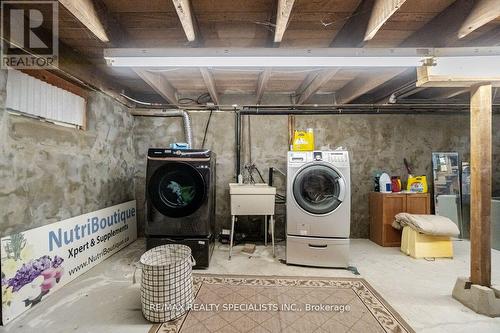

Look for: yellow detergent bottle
[406,176,428,193]
[292,128,314,151]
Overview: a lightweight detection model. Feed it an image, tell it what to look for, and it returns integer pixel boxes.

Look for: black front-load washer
[145,148,216,268]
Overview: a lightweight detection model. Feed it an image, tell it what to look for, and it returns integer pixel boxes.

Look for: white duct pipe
[131,109,193,148]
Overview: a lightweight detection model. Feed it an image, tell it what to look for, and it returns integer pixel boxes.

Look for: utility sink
[229,183,276,215]
[229,183,276,195]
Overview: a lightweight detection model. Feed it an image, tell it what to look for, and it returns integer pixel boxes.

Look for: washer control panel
[288,150,349,166]
[328,151,348,163]
[289,152,307,163]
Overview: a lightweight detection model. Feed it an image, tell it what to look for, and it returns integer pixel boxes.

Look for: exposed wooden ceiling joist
[133,69,178,105]
[363,0,479,102]
[396,87,425,100]
[351,68,416,103]
[458,0,500,39]
[430,88,470,99]
[59,0,109,42]
[256,69,272,104]
[296,69,339,104]
[330,0,375,47]
[274,0,296,43]
[468,25,500,46]
[364,0,407,41]
[199,68,220,105]
[294,70,320,98]
[400,0,475,47]
[41,0,500,105]
[335,68,407,104]
[172,0,196,42]
[266,0,279,47]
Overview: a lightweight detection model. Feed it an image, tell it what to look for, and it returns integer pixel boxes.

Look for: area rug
[149,274,414,333]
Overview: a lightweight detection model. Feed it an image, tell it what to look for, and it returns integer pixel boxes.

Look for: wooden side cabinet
[369,192,431,247]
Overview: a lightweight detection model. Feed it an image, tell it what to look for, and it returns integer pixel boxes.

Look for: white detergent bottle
[379,173,392,193]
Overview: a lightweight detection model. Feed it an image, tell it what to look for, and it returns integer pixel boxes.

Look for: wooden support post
[470,83,492,287]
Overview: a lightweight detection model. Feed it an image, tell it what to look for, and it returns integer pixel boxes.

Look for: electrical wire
[255,166,266,183]
[201,109,213,148]
[197,92,212,104]
[178,97,199,105]
[178,92,213,106]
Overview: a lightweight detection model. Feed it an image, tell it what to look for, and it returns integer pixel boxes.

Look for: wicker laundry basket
[140,244,195,322]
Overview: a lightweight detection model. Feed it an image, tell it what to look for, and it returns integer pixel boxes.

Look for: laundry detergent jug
[407,176,428,193]
[379,173,392,193]
[292,128,314,151]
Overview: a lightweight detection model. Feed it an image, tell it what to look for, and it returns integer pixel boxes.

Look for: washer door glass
[148,162,206,218]
[293,164,345,215]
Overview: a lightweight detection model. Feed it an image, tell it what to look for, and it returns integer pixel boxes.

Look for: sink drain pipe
[235,111,241,181]
[130,109,193,148]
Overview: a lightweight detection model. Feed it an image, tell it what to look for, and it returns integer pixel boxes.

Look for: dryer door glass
[148,162,206,218]
[293,164,345,215]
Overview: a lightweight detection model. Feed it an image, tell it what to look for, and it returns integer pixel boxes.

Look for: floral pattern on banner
[1,232,64,310]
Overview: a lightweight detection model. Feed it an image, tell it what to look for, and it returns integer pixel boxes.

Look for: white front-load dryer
[286,150,351,268]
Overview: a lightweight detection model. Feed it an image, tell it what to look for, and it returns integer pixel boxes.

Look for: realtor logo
[1,1,58,69]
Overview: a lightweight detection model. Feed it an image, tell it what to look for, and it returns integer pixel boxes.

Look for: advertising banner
[1,200,137,324]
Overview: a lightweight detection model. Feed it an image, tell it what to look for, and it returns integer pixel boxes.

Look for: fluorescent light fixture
[105,56,425,67]
[104,48,430,68]
[103,47,500,68]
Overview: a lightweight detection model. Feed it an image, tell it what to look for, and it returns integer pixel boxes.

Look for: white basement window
[5,69,86,129]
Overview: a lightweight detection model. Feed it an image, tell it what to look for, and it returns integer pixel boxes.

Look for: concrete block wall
[133,112,490,238]
[1,68,499,239]
[0,70,136,236]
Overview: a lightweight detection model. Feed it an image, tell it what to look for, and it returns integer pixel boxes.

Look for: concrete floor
[1,238,500,333]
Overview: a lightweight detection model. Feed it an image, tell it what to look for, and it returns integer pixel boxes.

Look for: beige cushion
[392,213,460,237]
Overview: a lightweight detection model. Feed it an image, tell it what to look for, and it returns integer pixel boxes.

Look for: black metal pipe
[390,81,419,99]
[268,167,274,187]
[241,103,473,109]
[235,111,241,181]
[238,108,471,115]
